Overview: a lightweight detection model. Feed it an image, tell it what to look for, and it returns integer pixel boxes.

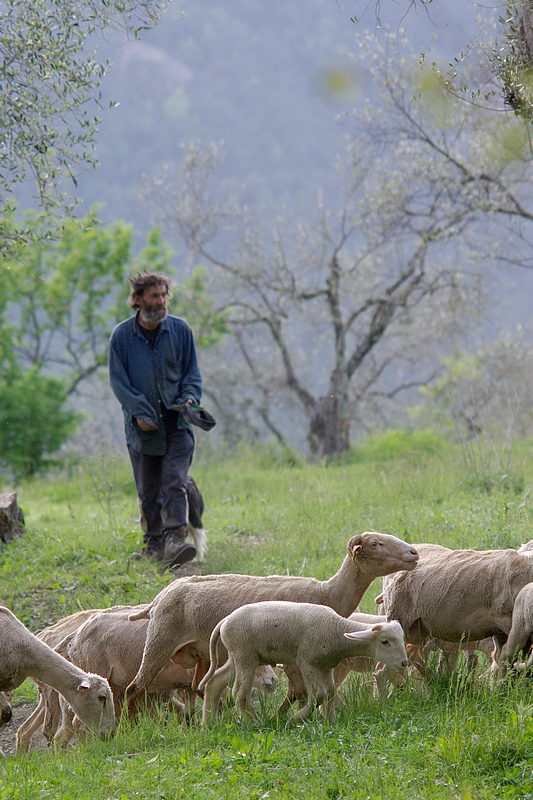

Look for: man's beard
[139,305,168,325]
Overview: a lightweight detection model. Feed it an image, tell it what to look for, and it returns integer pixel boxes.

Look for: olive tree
[352,1,533,123]
[0,0,169,217]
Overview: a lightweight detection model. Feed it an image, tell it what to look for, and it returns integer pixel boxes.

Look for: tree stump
[0,493,25,545]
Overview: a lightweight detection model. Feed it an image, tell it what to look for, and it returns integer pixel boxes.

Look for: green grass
[2,440,533,798]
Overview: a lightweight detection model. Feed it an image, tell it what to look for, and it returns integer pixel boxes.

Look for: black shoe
[163,532,196,570]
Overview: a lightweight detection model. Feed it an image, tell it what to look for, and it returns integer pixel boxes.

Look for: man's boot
[163,526,196,570]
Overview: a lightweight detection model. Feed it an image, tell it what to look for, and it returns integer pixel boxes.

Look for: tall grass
[1,439,533,798]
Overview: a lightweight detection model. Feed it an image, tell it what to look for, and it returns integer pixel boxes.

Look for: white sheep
[125,532,419,709]
[199,600,408,724]
[376,540,533,683]
[0,606,115,751]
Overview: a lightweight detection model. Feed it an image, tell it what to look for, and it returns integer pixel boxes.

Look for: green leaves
[0,0,169,213]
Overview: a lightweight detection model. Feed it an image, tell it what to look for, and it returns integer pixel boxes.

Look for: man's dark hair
[128,272,173,309]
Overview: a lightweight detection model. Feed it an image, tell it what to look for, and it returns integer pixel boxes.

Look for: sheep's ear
[371,624,383,632]
[77,680,91,692]
[348,536,363,559]
[344,629,377,642]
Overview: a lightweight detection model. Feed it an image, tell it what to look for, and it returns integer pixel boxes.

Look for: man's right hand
[136,418,158,432]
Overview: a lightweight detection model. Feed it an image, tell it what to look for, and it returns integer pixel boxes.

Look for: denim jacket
[108,314,202,455]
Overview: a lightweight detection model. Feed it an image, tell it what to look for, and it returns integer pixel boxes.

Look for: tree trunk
[0,493,25,545]
[308,392,350,458]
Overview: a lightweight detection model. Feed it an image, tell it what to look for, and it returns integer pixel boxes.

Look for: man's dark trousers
[128,428,194,546]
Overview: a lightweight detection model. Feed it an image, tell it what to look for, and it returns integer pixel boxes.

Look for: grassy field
[1,436,533,798]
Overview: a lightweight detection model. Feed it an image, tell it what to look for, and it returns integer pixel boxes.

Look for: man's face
[138,283,168,325]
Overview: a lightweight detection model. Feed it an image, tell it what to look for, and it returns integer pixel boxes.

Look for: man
[108,272,202,569]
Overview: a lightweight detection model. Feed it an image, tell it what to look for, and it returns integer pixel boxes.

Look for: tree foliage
[351,0,533,123]
[0,0,169,215]
[0,366,80,480]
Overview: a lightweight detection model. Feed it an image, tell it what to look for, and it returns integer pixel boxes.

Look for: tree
[0,0,169,216]
[0,366,80,480]
[145,32,533,459]
[413,338,533,491]
[351,1,533,123]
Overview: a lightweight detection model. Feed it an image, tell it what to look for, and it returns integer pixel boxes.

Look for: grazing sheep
[376,541,533,683]
[125,532,419,708]
[0,606,115,750]
[16,607,110,753]
[498,582,533,678]
[199,601,408,724]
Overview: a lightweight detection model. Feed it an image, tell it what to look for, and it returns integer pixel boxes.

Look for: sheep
[124,531,419,709]
[0,606,115,751]
[498,582,533,678]
[376,540,533,683]
[199,601,408,724]
[16,607,110,753]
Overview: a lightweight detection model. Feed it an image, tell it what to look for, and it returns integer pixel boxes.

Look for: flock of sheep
[2,526,533,756]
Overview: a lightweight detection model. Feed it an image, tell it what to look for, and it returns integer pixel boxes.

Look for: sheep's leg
[292,666,321,721]
[53,702,77,750]
[318,671,337,723]
[126,609,188,709]
[499,631,531,679]
[277,664,306,714]
[232,663,261,723]
[42,687,62,744]
[16,699,45,753]
[202,658,235,725]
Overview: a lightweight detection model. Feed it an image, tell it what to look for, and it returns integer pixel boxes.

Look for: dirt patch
[0,702,47,757]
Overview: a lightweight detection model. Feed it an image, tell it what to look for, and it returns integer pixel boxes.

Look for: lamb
[199,601,408,724]
[0,606,115,750]
[498,582,533,678]
[124,531,419,708]
[376,541,533,680]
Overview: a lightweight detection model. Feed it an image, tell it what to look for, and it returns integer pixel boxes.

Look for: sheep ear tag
[351,544,363,559]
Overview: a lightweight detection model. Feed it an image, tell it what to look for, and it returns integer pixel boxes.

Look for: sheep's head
[347,532,419,577]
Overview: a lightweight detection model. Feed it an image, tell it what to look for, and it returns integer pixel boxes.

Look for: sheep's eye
[381,640,390,646]
[98,695,107,705]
